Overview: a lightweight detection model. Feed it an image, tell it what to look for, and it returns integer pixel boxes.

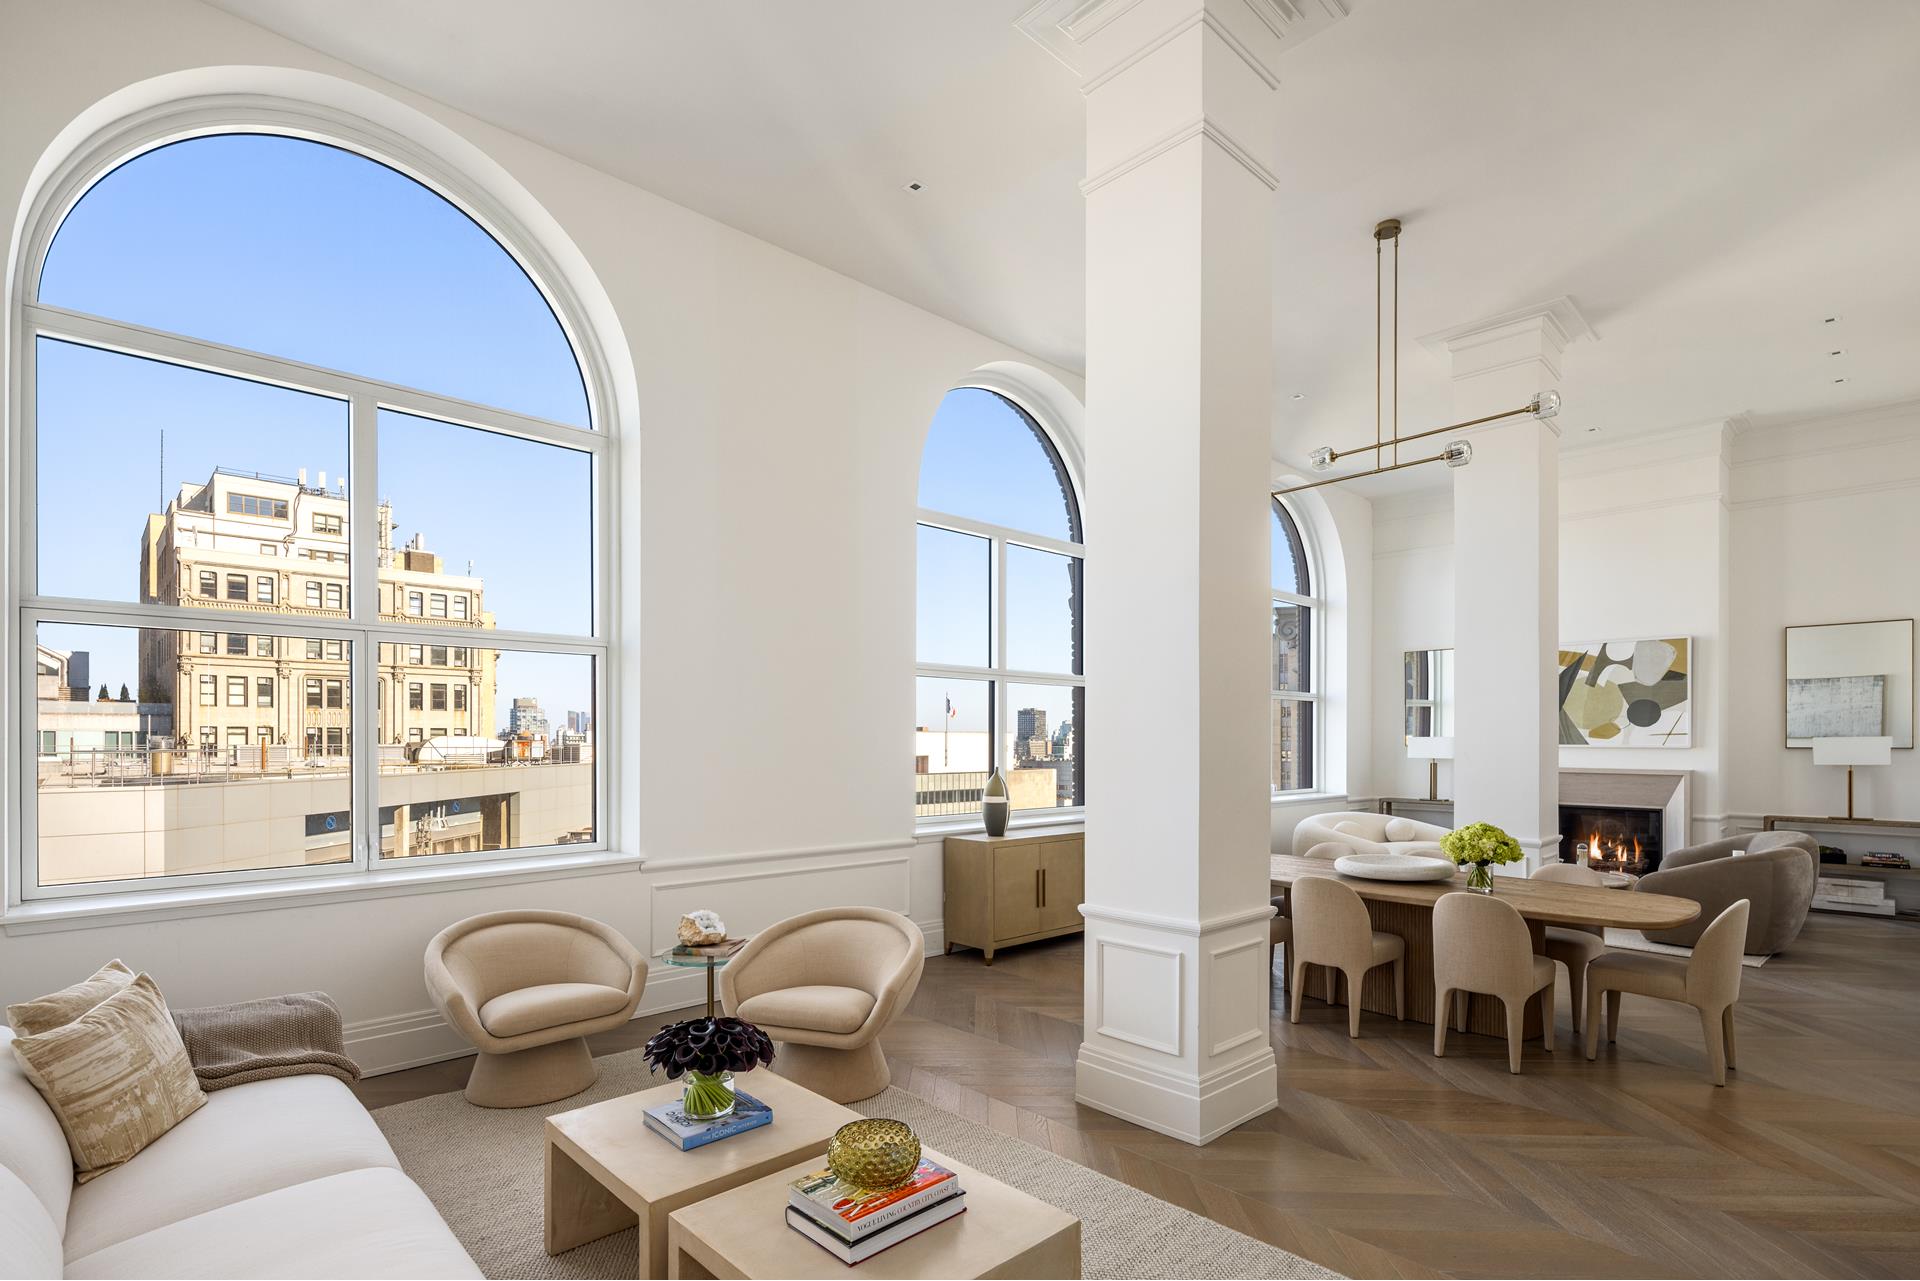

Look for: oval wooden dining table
[1270,853,1700,1038]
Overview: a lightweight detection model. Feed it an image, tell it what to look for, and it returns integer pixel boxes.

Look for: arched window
[19,127,607,899]
[1271,499,1321,793]
[915,388,1083,819]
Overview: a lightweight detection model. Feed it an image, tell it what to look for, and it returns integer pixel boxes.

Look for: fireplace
[1559,804,1664,876]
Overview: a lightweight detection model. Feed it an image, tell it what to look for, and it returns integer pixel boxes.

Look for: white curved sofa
[0,1026,477,1280]
[1292,810,1451,859]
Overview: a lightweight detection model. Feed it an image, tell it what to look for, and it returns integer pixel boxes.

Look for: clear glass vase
[681,1069,736,1121]
[1465,861,1494,893]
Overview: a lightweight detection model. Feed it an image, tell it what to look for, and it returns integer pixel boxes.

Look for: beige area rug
[1602,928,1770,967]
[374,1048,1339,1280]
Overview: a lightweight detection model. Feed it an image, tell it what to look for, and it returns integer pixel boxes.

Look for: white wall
[0,0,1081,1071]
[1364,407,1920,859]
[1727,403,1920,826]
[1368,423,1736,843]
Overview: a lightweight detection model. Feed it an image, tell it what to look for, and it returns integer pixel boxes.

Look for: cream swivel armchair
[1585,899,1750,1086]
[1432,892,1556,1074]
[424,910,646,1108]
[719,907,924,1103]
[1288,877,1405,1037]
[1530,862,1611,1041]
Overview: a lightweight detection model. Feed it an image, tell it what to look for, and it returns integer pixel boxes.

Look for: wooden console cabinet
[942,825,1085,963]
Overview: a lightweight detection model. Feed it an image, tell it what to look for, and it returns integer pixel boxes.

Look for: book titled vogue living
[784,1195,967,1265]
[641,1091,771,1150]
[787,1156,960,1239]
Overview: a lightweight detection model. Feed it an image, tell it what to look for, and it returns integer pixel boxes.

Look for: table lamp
[1811,736,1892,819]
[1406,736,1454,802]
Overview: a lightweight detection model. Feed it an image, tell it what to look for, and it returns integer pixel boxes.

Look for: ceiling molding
[1417,296,1596,361]
[1016,0,1347,87]
[1081,115,1279,195]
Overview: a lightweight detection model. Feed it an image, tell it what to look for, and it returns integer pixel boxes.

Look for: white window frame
[914,385,1086,827]
[5,100,619,909]
[1270,497,1324,797]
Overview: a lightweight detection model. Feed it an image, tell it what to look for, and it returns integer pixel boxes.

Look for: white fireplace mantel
[1558,769,1690,860]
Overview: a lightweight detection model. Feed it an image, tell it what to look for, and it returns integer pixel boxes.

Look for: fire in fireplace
[1558,804,1663,876]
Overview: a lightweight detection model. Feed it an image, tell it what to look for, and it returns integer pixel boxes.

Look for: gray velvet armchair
[1634,831,1818,955]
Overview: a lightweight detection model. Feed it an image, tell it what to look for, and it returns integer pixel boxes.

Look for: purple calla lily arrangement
[643,1016,775,1120]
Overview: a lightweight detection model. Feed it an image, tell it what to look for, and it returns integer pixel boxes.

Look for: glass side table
[657,946,739,1018]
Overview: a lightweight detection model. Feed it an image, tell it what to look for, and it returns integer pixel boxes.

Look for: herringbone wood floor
[362,912,1920,1279]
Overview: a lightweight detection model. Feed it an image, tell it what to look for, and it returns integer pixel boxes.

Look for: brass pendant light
[1273,219,1560,497]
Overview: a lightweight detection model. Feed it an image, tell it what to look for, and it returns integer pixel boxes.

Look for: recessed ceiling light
[1290,392,1305,400]
[904,181,924,192]
[1833,377,1847,384]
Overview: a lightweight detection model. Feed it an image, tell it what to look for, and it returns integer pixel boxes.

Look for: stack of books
[642,1091,772,1150]
[784,1157,965,1264]
[1861,851,1911,870]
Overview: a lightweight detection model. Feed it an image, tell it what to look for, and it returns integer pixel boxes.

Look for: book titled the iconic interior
[787,1157,959,1239]
[784,1195,967,1265]
[642,1091,771,1150]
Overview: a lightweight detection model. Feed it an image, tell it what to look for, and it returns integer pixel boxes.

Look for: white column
[1429,303,1583,873]
[1018,0,1343,1144]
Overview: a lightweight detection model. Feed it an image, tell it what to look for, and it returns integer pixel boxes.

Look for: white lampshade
[1406,736,1454,760]
[1812,736,1892,766]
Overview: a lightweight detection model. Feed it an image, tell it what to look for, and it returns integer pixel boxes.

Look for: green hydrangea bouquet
[1440,821,1523,893]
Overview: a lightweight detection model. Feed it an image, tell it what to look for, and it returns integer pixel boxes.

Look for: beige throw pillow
[7,959,136,1037]
[10,973,206,1182]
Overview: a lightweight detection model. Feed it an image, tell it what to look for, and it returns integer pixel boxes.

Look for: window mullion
[348,393,378,869]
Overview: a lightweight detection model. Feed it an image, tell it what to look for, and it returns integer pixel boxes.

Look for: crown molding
[1015,0,1347,87]
[1417,296,1596,362]
[1080,115,1279,195]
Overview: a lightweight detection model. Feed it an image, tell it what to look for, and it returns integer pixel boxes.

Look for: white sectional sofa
[0,1027,477,1279]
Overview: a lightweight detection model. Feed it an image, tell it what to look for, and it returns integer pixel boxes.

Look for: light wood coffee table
[665,1148,1081,1279]
[545,1071,858,1278]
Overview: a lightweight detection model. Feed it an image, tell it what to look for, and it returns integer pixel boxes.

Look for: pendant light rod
[1314,396,1555,468]
[1273,444,1466,497]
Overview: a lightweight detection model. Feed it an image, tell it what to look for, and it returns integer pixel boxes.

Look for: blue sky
[33,134,595,732]
[915,389,1082,734]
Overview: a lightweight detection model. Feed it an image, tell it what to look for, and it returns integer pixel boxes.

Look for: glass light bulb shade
[1532,389,1562,419]
[1309,446,1335,471]
[1442,440,1473,468]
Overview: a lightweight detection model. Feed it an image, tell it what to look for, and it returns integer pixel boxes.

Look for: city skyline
[34,132,596,736]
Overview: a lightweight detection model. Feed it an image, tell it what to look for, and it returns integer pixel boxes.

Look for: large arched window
[1271,499,1321,793]
[17,127,607,899]
[915,387,1083,819]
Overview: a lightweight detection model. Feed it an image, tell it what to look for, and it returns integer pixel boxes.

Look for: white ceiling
[212,0,1920,479]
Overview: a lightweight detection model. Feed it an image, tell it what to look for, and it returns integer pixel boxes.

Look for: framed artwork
[1557,636,1691,747]
[1784,619,1914,748]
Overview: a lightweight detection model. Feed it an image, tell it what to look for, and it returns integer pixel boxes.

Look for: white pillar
[1018,0,1343,1144]
[1429,303,1585,873]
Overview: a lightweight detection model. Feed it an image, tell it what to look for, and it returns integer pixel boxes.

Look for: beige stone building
[138,468,496,756]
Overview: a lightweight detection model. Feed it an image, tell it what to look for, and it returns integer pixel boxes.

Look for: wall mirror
[1404,648,1454,738]
[1784,618,1915,748]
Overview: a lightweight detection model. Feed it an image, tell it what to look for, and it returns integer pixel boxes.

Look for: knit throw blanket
[172,991,361,1092]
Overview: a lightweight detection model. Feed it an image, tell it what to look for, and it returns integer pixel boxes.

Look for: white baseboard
[1074,1041,1278,1145]
[349,918,948,1078]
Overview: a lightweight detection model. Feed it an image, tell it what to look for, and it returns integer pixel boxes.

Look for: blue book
[643,1091,772,1150]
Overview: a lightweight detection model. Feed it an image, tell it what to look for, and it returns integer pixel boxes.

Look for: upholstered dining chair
[719,906,924,1103]
[1288,877,1405,1037]
[1432,891,1556,1073]
[1584,898,1750,1086]
[1530,862,1612,1041]
[424,910,646,1107]
[1269,894,1292,995]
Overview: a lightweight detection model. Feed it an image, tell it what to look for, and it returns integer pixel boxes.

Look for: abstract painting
[1558,636,1691,747]
[1786,674,1885,740]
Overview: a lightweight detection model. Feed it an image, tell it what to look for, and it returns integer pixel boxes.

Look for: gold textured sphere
[826,1119,920,1190]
